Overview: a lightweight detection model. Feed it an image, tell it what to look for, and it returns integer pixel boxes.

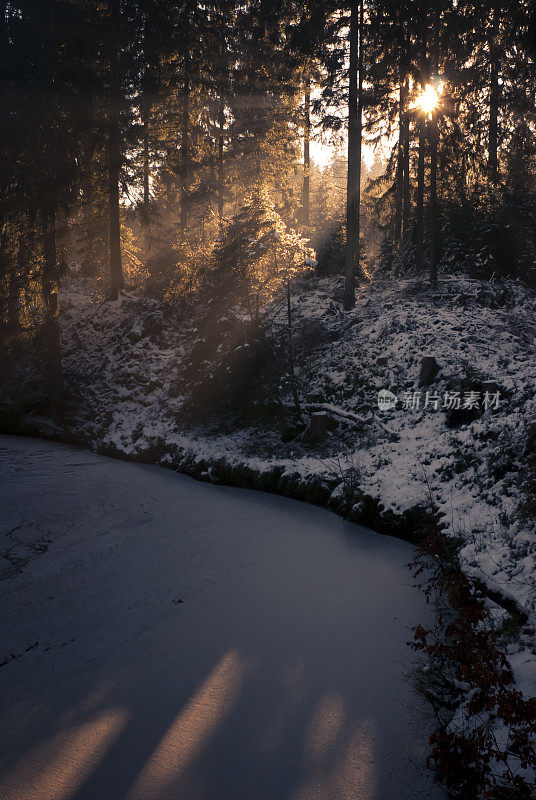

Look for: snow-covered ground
[0,436,444,800]
[33,275,535,633]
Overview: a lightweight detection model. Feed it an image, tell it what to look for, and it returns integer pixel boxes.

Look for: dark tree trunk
[429,8,440,287]
[303,74,311,228]
[489,6,500,186]
[489,65,499,184]
[108,0,124,300]
[180,8,191,236]
[402,79,411,241]
[180,78,190,234]
[141,109,152,264]
[415,17,428,272]
[142,112,150,212]
[141,9,153,224]
[415,119,426,271]
[429,115,438,286]
[141,108,151,262]
[393,81,404,242]
[344,0,364,311]
[141,51,151,260]
[41,208,63,406]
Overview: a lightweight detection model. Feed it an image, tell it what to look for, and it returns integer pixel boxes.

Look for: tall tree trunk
[415,17,428,272]
[141,9,152,225]
[489,5,500,185]
[489,63,499,184]
[344,0,364,311]
[429,116,438,286]
[180,7,191,236]
[415,118,426,271]
[218,92,225,225]
[402,78,411,241]
[142,111,150,213]
[429,7,440,287]
[108,0,124,300]
[141,108,151,260]
[41,208,63,406]
[393,80,404,242]
[303,74,311,228]
[141,56,151,260]
[141,106,151,263]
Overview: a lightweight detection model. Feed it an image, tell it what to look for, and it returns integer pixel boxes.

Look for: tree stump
[418,356,439,387]
[302,411,329,443]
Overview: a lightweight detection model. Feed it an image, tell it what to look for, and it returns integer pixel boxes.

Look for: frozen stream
[0,436,444,800]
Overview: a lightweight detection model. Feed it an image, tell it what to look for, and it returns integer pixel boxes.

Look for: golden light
[127,650,248,800]
[0,709,129,800]
[411,82,443,117]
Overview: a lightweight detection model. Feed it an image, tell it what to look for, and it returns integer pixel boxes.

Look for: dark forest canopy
[1,0,536,404]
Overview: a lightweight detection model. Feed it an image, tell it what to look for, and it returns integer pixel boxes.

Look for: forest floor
[2,271,536,780]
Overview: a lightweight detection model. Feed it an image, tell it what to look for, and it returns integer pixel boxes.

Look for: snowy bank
[1,273,535,706]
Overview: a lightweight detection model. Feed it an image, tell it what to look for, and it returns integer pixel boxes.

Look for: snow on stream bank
[49,274,536,634]
[0,435,444,800]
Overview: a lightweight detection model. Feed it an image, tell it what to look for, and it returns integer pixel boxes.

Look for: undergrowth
[410,519,536,800]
